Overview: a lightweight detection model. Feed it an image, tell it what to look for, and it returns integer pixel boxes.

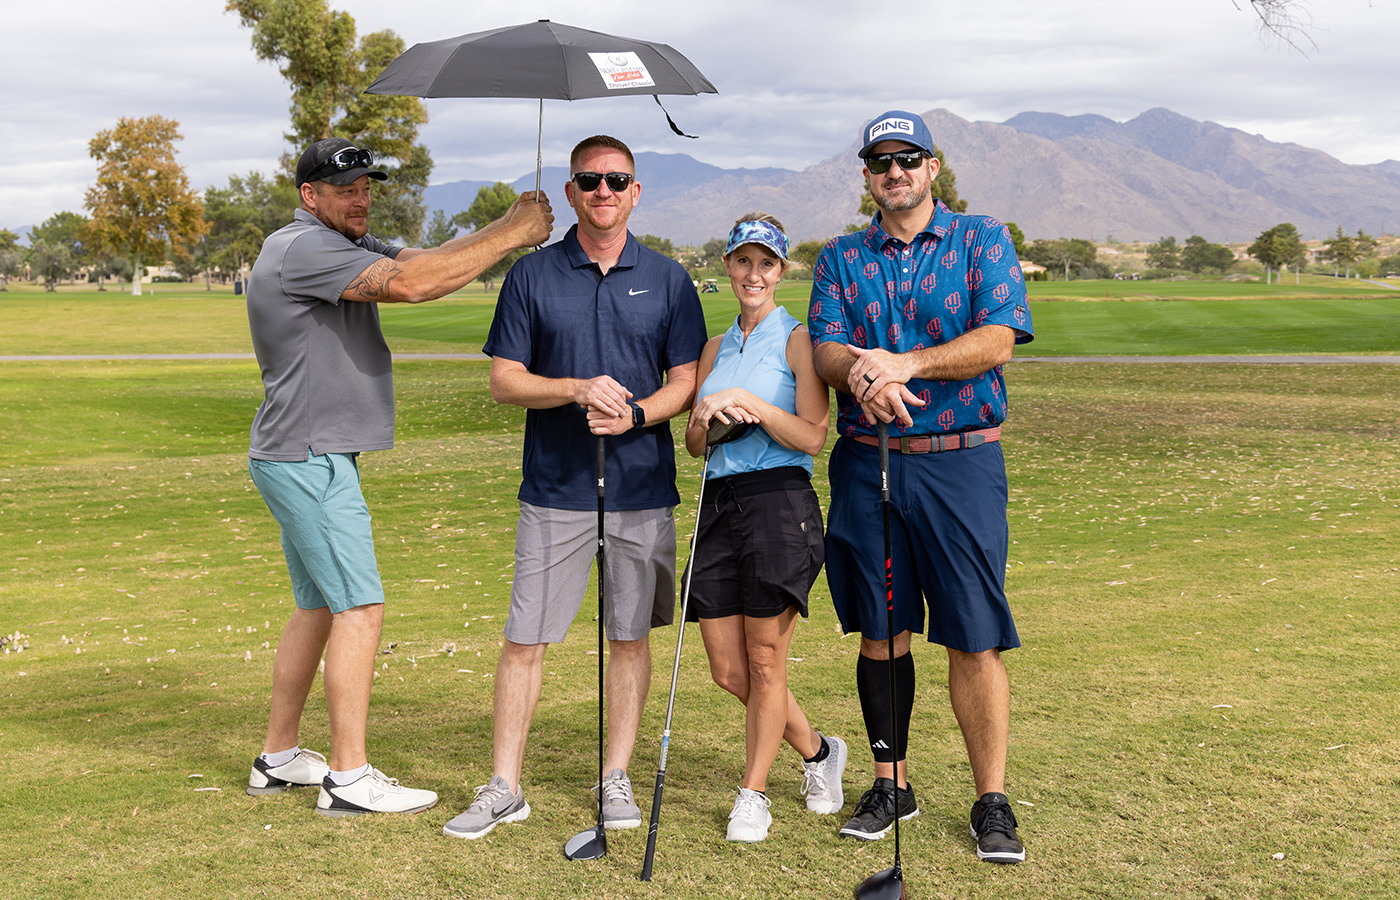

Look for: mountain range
[424,107,1400,246]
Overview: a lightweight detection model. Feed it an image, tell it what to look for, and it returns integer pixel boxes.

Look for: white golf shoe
[246,748,330,796]
[315,766,438,817]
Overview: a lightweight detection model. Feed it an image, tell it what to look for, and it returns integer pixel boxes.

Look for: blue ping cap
[858,110,935,158]
[725,219,789,260]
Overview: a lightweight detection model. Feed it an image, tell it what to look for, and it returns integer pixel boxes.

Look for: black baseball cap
[295,138,388,188]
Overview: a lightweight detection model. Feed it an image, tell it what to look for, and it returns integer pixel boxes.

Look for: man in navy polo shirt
[808,110,1034,862]
[443,135,706,840]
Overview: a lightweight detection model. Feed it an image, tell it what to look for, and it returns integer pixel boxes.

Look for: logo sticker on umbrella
[589,52,656,89]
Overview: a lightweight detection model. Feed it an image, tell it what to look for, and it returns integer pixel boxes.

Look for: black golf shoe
[837,777,918,840]
[970,791,1025,863]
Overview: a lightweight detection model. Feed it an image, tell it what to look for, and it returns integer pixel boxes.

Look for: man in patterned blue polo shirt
[808,110,1034,863]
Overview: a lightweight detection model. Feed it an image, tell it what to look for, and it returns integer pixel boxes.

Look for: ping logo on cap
[869,117,915,140]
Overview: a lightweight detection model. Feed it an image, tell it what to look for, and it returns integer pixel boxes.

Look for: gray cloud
[4,0,1396,231]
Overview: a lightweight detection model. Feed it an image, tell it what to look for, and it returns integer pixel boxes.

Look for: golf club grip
[640,772,666,881]
[877,421,890,502]
[596,434,605,498]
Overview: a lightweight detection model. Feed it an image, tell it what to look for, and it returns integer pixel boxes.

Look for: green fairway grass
[4,278,1397,357]
[2,348,1397,899]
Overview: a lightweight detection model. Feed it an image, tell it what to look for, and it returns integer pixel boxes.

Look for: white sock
[330,763,372,786]
[261,746,300,768]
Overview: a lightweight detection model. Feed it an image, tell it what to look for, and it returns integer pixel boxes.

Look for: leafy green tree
[27,240,76,291]
[453,182,524,291]
[1180,236,1235,274]
[0,248,23,290]
[790,239,827,271]
[227,0,431,243]
[855,145,967,225]
[1002,221,1027,260]
[84,116,206,296]
[1321,226,1358,277]
[637,234,676,259]
[204,171,297,282]
[1145,236,1181,270]
[1025,238,1097,281]
[1,228,28,290]
[27,213,91,290]
[421,210,458,248]
[1248,223,1302,285]
[88,251,130,291]
[28,215,82,287]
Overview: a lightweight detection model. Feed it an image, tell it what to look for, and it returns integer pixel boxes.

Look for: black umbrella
[366,19,717,192]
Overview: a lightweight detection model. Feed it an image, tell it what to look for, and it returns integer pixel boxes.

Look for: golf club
[855,420,906,900]
[564,435,609,861]
[640,417,754,882]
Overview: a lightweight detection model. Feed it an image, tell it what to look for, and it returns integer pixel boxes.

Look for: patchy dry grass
[2,359,1398,899]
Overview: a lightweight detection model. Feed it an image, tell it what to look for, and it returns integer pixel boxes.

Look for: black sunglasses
[866,151,926,175]
[572,171,634,192]
[308,146,375,181]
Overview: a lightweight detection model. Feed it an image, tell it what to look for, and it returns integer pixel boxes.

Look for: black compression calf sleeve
[856,652,915,763]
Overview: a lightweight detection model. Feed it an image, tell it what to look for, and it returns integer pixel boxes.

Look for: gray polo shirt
[247,208,403,461]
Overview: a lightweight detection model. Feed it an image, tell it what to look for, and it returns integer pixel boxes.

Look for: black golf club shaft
[855,421,905,898]
[641,418,753,882]
[879,421,903,879]
[595,434,606,836]
[640,444,711,882]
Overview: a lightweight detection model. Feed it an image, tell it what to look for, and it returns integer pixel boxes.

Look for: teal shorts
[249,451,386,614]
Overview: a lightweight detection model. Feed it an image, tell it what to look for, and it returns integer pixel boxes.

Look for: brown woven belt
[851,426,1001,454]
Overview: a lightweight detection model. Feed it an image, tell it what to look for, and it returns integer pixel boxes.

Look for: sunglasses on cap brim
[308,147,376,182]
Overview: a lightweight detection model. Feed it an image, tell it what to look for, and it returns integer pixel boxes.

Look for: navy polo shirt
[484,225,707,511]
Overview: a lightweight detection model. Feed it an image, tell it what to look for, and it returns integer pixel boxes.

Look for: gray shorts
[504,502,676,644]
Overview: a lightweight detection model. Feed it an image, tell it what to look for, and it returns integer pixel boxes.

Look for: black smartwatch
[628,400,645,429]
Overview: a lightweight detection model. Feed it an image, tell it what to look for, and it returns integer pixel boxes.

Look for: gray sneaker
[442,775,530,839]
[800,733,848,814]
[595,768,642,830]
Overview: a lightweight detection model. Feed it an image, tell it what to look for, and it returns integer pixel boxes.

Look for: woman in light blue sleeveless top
[681,214,848,842]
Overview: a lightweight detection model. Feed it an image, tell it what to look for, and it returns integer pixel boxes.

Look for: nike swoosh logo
[629,289,649,296]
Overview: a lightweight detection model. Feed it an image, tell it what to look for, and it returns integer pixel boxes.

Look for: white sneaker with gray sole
[315,767,438,817]
[247,748,330,796]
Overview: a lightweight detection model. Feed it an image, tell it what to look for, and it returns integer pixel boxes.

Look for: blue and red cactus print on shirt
[808,200,1034,439]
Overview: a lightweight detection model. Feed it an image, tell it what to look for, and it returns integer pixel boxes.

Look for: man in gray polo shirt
[244,137,552,817]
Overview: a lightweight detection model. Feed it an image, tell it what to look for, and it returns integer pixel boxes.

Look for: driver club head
[563,824,607,861]
[854,866,905,900]
[705,418,753,448]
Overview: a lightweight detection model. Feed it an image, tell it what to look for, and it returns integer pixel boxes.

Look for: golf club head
[563,824,607,861]
[706,418,753,448]
[854,865,905,900]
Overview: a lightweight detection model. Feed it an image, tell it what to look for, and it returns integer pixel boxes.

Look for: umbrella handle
[535,98,543,200]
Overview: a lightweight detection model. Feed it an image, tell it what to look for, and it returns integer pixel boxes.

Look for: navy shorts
[686,467,825,621]
[824,437,1019,652]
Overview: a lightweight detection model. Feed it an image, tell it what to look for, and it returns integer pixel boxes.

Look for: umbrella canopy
[366,19,717,100]
[366,20,717,202]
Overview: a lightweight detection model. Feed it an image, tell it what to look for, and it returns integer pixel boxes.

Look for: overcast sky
[4,0,1397,231]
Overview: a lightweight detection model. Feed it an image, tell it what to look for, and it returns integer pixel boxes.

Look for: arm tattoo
[344,258,402,302]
